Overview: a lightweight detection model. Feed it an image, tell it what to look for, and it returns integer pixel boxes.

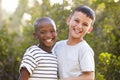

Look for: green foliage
[50,4,70,40]
[97,52,120,80]
[0,22,37,80]
[95,72,106,80]
[0,25,19,80]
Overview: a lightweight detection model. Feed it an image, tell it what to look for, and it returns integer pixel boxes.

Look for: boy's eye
[51,30,55,33]
[83,23,88,27]
[39,31,46,34]
[39,30,56,35]
[75,20,79,23]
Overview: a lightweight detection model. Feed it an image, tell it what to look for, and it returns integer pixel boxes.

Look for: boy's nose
[45,32,52,37]
[76,23,83,29]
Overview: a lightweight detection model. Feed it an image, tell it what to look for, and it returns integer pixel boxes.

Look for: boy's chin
[45,43,54,47]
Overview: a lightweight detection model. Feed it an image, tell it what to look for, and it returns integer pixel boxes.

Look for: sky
[1,0,63,13]
[1,0,64,22]
[2,0,18,13]
[2,0,119,13]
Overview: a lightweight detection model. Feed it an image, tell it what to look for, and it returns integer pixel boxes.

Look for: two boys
[19,5,96,80]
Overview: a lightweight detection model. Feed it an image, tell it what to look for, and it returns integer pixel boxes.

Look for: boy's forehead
[72,11,93,24]
[72,11,89,18]
[34,17,56,30]
[73,11,86,16]
[37,21,56,30]
[38,21,53,27]
[40,19,54,25]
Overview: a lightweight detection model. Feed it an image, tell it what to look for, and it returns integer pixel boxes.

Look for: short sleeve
[19,51,37,75]
[79,47,95,72]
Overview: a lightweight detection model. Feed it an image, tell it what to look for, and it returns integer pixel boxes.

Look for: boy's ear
[66,17,70,25]
[88,26,93,33]
[33,33,38,39]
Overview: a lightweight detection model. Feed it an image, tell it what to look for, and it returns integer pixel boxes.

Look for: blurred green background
[0,0,120,80]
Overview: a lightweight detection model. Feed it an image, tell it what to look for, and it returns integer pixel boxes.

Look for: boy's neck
[67,38,83,46]
[38,45,52,53]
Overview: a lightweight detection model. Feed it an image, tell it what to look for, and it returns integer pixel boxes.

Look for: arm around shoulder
[60,71,95,80]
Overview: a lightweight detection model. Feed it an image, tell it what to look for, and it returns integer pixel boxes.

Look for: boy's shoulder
[56,39,67,43]
[80,40,94,55]
[26,45,38,52]
[53,40,67,50]
[81,40,91,48]
[24,45,42,55]
[56,40,67,45]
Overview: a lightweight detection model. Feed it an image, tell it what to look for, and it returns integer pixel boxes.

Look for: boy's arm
[60,71,94,80]
[18,67,30,80]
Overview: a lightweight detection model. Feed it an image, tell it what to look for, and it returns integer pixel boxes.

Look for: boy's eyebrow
[75,17,92,25]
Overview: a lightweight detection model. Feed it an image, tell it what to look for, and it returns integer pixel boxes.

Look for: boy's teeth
[75,29,80,33]
[46,39,52,42]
